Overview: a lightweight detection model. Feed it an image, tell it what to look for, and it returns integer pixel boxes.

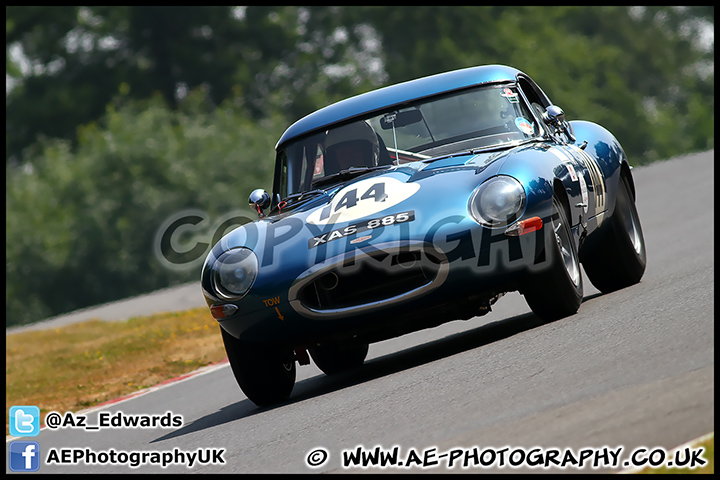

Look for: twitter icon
[10,406,41,437]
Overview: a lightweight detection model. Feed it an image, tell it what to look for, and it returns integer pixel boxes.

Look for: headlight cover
[212,248,258,299]
[469,175,526,227]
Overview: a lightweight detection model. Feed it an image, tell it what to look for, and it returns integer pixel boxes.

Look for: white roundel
[306,177,420,226]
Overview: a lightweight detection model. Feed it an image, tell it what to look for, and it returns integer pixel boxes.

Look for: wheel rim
[553,203,581,288]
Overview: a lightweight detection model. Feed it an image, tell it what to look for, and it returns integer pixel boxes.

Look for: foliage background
[5,6,714,327]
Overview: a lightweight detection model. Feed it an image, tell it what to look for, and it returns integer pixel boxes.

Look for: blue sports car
[201,64,646,406]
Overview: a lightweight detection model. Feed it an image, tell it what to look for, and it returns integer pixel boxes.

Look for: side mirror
[543,105,565,126]
[543,105,575,142]
[249,188,271,217]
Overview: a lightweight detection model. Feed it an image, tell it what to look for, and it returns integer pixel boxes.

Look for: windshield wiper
[271,189,328,214]
[279,189,327,205]
[312,166,389,188]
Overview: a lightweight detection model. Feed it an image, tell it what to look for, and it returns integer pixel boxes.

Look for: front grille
[289,245,449,318]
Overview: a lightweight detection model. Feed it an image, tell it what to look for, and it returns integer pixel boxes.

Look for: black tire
[523,196,583,321]
[582,175,646,293]
[309,342,369,375]
[221,327,296,407]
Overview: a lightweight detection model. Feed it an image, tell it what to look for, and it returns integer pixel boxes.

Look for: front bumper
[211,218,555,347]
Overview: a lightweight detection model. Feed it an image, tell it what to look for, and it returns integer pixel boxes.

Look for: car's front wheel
[221,327,296,407]
[582,174,646,293]
[522,196,583,321]
[309,342,369,375]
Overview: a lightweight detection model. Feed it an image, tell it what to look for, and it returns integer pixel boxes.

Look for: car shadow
[151,302,592,444]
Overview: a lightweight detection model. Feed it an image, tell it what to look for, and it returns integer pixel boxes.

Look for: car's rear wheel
[221,327,296,407]
[309,342,369,375]
[523,196,583,321]
[582,174,646,293]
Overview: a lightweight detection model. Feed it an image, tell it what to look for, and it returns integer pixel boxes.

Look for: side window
[518,77,549,136]
[518,79,542,117]
[531,102,545,119]
[313,144,324,178]
[281,139,319,195]
[275,150,289,200]
[297,141,323,191]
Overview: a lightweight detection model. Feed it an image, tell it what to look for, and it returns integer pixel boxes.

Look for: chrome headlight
[469,175,526,227]
[212,248,258,299]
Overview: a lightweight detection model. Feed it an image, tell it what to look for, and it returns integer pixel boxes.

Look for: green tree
[7,6,713,164]
[344,6,713,162]
[6,6,379,164]
[6,89,282,327]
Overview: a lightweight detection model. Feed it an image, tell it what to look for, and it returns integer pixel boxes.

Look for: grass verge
[5,307,227,437]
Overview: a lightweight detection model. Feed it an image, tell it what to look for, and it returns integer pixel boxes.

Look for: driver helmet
[323,120,380,174]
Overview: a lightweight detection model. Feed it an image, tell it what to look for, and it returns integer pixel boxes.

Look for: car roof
[275,64,524,150]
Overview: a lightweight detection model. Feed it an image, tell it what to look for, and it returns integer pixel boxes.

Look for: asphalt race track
[6,150,714,473]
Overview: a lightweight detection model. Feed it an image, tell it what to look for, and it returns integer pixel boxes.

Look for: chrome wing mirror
[543,105,575,142]
[249,188,271,218]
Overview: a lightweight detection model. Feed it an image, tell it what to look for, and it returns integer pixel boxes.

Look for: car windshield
[274,83,541,198]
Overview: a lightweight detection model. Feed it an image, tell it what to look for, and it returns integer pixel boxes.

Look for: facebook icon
[9,441,41,472]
